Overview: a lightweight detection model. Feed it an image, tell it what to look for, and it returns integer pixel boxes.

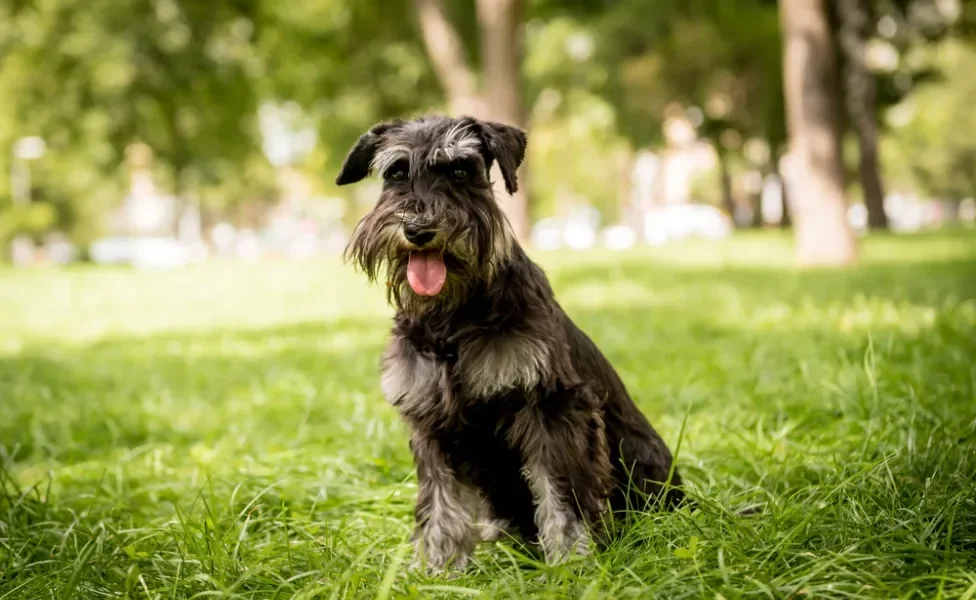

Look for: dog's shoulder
[455,331,552,398]
[379,331,442,410]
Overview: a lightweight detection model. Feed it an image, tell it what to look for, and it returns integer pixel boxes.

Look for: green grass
[2,230,975,599]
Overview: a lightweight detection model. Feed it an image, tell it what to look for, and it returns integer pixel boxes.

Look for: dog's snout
[403,224,436,246]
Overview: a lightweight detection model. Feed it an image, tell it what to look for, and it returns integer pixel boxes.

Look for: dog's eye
[385,161,409,183]
[450,166,470,182]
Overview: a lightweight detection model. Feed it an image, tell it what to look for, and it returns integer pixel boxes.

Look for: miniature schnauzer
[336,113,687,573]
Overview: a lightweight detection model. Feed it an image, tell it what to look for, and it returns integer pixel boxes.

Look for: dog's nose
[403,224,436,246]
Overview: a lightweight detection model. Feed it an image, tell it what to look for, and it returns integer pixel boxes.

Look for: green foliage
[850,0,965,129]
[523,16,630,221]
[527,91,631,222]
[588,0,784,151]
[689,161,724,207]
[882,38,976,199]
[256,0,443,180]
[518,1,785,220]
[0,203,56,243]
[2,232,976,597]
[2,0,975,252]
[0,0,270,246]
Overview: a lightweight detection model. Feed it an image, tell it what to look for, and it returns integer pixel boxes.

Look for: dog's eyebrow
[370,123,483,178]
[371,144,411,176]
[428,126,481,166]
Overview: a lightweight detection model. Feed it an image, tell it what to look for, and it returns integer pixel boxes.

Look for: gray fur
[337,114,688,575]
[456,334,550,398]
[409,432,479,572]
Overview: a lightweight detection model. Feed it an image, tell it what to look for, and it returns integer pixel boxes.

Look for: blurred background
[5,4,976,597]
[0,0,974,269]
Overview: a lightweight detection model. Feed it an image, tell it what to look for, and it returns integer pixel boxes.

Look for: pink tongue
[407,251,447,296]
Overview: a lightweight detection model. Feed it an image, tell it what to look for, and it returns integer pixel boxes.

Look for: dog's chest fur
[379,313,555,539]
[380,319,551,423]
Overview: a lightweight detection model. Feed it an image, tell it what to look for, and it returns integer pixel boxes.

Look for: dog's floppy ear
[476,119,527,195]
[335,120,401,186]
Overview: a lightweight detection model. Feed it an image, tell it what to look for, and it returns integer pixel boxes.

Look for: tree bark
[716,146,738,224]
[413,0,484,116]
[836,0,889,230]
[779,0,857,266]
[750,186,764,228]
[476,0,529,242]
[780,183,792,227]
[772,146,793,228]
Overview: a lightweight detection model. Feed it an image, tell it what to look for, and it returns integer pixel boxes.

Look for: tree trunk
[780,184,793,227]
[772,147,793,228]
[476,0,529,243]
[779,0,857,266]
[413,0,531,244]
[716,146,738,224]
[413,0,484,116]
[750,185,764,228]
[836,0,889,230]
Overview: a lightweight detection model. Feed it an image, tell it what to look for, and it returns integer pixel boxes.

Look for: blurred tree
[122,0,270,228]
[780,0,857,265]
[589,0,786,225]
[518,15,630,222]
[478,0,529,239]
[255,0,443,228]
[829,0,970,230]
[4,0,971,260]
[414,0,484,116]
[837,0,889,230]
[583,0,679,150]
[882,37,976,202]
[0,0,272,249]
[410,0,531,241]
[256,1,443,155]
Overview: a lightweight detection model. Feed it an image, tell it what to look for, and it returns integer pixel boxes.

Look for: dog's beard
[345,199,514,315]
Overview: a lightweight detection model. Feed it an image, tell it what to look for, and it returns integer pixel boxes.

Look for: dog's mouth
[406,250,447,296]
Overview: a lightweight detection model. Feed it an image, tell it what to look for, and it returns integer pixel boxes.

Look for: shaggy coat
[336,114,685,573]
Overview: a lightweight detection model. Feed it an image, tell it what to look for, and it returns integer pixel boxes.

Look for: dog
[336,113,687,573]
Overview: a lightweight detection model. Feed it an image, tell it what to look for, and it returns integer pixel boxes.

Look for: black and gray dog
[336,113,686,573]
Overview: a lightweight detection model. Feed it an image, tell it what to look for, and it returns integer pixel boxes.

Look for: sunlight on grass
[1,231,975,599]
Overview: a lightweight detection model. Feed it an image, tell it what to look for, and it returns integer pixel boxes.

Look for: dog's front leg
[513,391,612,564]
[409,431,478,574]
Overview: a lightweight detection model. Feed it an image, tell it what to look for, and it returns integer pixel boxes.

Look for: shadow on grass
[549,255,976,308]
[0,316,392,465]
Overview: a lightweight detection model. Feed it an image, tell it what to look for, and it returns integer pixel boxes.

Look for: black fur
[338,113,686,573]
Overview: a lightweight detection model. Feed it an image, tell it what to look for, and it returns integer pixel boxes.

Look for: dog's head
[336,114,526,312]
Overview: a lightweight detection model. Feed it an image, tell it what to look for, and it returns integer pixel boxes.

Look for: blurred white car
[89,236,191,270]
[643,204,732,245]
[530,206,601,251]
[532,203,732,251]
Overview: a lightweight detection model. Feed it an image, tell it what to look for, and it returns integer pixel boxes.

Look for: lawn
[1,230,975,599]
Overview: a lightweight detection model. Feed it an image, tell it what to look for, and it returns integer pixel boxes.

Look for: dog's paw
[477,518,513,543]
[540,525,593,565]
[408,550,469,578]
[407,560,467,579]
